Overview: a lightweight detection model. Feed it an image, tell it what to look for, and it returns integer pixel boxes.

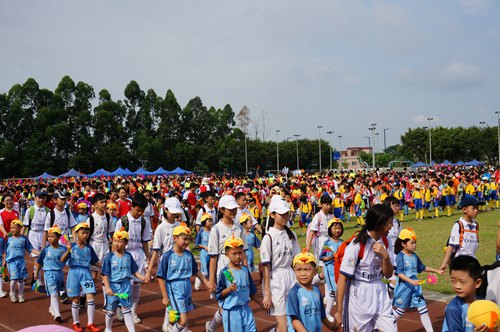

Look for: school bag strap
[258,233,272,280]
[49,207,71,228]
[28,206,49,230]
[121,215,146,237]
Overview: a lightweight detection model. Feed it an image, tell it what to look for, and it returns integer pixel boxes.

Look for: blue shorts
[166,278,193,314]
[301,212,311,225]
[477,192,484,202]
[413,199,422,210]
[393,280,426,309]
[44,270,64,295]
[199,250,209,276]
[333,208,342,219]
[354,204,362,217]
[66,267,96,297]
[245,249,255,272]
[7,258,28,280]
[324,264,336,293]
[490,191,498,200]
[423,201,430,209]
[223,305,256,332]
[450,195,456,205]
[433,198,440,208]
[105,279,132,310]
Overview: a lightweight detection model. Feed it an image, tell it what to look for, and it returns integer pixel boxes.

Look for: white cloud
[398,61,487,91]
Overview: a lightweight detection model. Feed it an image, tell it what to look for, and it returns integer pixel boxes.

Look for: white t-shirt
[44,208,77,235]
[87,212,112,243]
[260,227,300,271]
[152,219,180,254]
[309,210,334,238]
[448,218,479,258]
[195,204,217,226]
[115,212,152,250]
[23,206,49,231]
[208,221,247,256]
[235,207,258,227]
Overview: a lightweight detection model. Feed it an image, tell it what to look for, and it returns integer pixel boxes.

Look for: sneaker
[205,321,216,332]
[116,307,124,322]
[72,323,84,332]
[86,323,101,332]
[18,295,25,303]
[10,294,18,303]
[103,329,112,332]
[60,292,70,304]
[132,313,143,324]
[0,290,7,298]
[54,315,63,323]
[162,323,173,332]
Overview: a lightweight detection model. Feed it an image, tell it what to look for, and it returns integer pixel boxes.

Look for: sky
[1,0,499,152]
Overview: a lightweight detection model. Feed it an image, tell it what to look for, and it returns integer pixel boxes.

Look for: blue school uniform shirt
[0,237,4,257]
[244,231,261,250]
[101,252,138,283]
[37,245,66,271]
[5,236,32,262]
[67,242,99,268]
[76,214,88,224]
[215,265,256,310]
[395,252,426,280]
[286,283,326,332]
[319,238,343,266]
[156,249,198,281]
[195,228,210,251]
[442,296,475,332]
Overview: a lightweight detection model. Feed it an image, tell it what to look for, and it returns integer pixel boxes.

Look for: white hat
[269,197,290,214]
[164,197,182,214]
[219,195,238,209]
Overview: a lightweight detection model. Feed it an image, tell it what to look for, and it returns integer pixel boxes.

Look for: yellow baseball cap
[77,202,88,209]
[10,219,23,227]
[224,235,244,249]
[293,249,317,267]
[172,223,191,236]
[113,228,129,240]
[75,222,90,232]
[238,212,252,224]
[48,226,63,235]
[107,202,116,209]
[399,228,417,241]
[200,213,212,222]
[327,218,343,228]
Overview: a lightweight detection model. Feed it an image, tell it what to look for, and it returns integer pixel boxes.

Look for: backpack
[87,213,111,243]
[120,215,146,235]
[49,208,72,228]
[334,231,388,283]
[445,220,479,262]
[476,260,500,301]
[27,205,50,230]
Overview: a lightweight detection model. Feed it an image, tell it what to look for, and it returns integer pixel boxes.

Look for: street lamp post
[383,128,390,151]
[427,117,433,166]
[369,123,376,168]
[294,134,301,170]
[326,131,334,170]
[375,132,380,154]
[364,136,371,148]
[496,111,500,166]
[317,125,323,172]
[338,135,342,152]
[276,129,280,175]
[244,131,248,175]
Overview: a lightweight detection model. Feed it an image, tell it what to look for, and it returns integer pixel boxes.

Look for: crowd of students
[0,165,499,331]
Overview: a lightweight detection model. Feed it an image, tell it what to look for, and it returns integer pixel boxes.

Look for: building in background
[339,147,372,170]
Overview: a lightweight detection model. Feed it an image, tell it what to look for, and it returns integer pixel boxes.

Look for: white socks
[123,307,135,331]
[50,293,61,316]
[105,310,114,330]
[325,291,336,321]
[9,281,25,296]
[72,302,80,324]
[131,283,141,314]
[418,306,434,332]
[209,310,223,329]
[87,299,95,325]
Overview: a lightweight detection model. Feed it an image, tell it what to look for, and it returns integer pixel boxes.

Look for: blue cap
[458,196,484,208]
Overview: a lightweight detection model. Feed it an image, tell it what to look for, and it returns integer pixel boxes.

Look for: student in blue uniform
[442,255,489,332]
[194,212,212,291]
[4,219,36,303]
[287,249,335,331]
[61,222,101,332]
[35,226,67,322]
[392,228,444,332]
[102,228,146,332]
[0,234,5,298]
[319,218,344,322]
[216,235,262,332]
[157,224,209,332]
[240,212,261,272]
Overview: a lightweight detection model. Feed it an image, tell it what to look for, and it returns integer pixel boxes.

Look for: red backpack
[334,231,388,283]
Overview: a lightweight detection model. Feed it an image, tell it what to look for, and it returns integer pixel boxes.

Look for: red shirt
[0,208,20,237]
[117,198,132,218]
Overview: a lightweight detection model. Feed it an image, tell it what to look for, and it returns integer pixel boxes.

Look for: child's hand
[207,280,216,293]
[411,280,421,286]
[333,312,343,330]
[262,294,273,311]
[372,242,389,259]
[66,242,72,251]
[106,289,114,296]
[436,269,446,275]
[162,297,170,307]
[473,324,491,332]
[227,283,237,293]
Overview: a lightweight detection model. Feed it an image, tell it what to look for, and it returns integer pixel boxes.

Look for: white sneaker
[205,321,216,332]
[162,323,172,332]
[0,290,7,298]
[194,277,201,291]
[132,313,142,324]
[18,295,25,303]
[103,329,112,332]
[116,307,124,322]
[10,294,18,303]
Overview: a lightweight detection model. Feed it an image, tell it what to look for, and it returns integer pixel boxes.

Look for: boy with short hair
[61,222,101,332]
[102,228,146,332]
[440,197,482,271]
[157,224,209,332]
[287,250,335,331]
[216,236,262,332]
[442,255,489,332]
[35,225,67,322]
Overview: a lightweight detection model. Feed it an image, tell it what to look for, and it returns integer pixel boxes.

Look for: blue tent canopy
[412,162,427,167]
[34,172,56,179]
[441,160,452,165]
[453,161,465,166]
[169,167,193,175]
[111,167,134,176]
[134,168,154,176]
[87,168,111,177]
[58,168,85,177]
[465,159,484,166]
[152,167,170,175]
